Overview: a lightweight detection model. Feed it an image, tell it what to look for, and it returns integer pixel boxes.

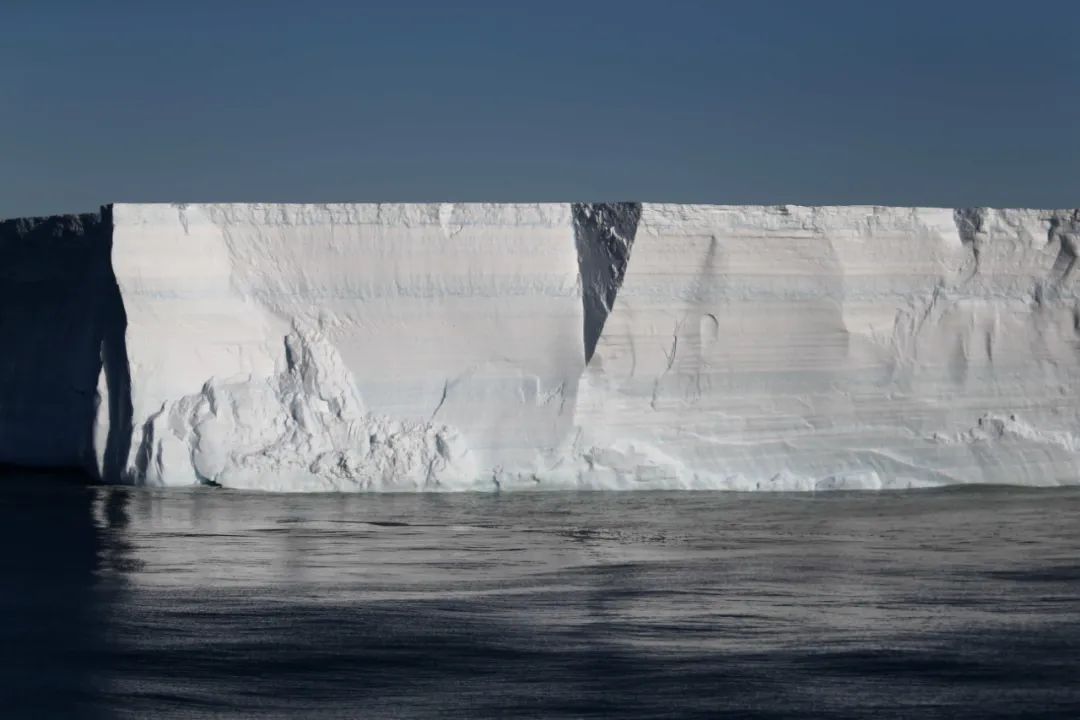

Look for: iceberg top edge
[7,202,1077,227]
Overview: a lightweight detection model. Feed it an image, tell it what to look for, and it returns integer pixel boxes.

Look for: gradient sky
[3,0,1078,217]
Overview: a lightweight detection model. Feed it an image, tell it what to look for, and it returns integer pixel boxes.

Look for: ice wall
[111,203,584,490]
[575,206,1080,489]
[3,202,1080,491]
[0,211,130,476]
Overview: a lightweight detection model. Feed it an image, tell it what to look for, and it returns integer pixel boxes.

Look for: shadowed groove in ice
[572,202,642,363]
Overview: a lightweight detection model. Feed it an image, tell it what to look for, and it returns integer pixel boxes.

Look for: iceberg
[2,202,1079,491]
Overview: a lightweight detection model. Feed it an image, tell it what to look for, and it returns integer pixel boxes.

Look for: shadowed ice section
[0,209,131,480]
[572,203,642,363]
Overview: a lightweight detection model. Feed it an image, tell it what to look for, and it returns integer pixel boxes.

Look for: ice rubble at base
[135,324,477,492]
[5,202,1080,491]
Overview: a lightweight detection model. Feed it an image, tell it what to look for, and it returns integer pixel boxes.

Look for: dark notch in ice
[1047,210,1080,286]
[0,206,132,480]
[573,202,642,363]
[953,207,985,279]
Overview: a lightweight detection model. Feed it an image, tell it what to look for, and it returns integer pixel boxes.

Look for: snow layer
[3,202,1080,491]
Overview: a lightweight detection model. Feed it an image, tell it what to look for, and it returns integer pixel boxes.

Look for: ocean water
[1,479,1079,719]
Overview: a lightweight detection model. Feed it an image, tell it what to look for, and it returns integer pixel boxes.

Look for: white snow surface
[7,202,1080,491]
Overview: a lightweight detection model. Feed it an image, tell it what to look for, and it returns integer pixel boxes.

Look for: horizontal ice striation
[574,205,1080,490]
[110,203,582,489]
[3,202,1080,491]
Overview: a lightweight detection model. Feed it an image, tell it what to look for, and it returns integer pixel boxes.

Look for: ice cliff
[3,203,1080,491]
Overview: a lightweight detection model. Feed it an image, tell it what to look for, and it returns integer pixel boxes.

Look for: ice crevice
[572,202,642,364]
[4,202,1080,491]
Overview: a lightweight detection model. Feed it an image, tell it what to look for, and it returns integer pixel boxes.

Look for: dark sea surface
[1,479,1079,719]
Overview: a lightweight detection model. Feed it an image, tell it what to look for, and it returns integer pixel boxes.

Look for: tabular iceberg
[2,203,1079,491]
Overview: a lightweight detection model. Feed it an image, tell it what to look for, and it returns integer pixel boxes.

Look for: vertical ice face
[573,205,1080,490]
[0,210,130,477]
[5,202,1080,491]
[110,203,585,489]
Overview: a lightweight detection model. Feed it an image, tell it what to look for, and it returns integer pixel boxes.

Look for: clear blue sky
[3,0,1078,217]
